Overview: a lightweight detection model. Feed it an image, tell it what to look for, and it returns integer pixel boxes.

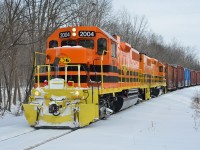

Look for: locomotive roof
[99,28,117,43]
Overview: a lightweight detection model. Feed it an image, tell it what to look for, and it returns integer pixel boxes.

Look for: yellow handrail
[35,64,81,88]
[37,66,40,88]
[101,50,108,91]
[36,65,50,88]
[64,65,81,87]
[34,52,46,74]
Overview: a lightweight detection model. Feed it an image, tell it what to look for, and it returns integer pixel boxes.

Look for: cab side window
[159,66,163,72]
[112,42,117,58]
[97,38,107,55]
[49,40,58,48]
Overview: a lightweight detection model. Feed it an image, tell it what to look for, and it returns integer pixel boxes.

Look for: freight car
[165,64,177,90]
[184,68,191,87]
[23,26,166,128]
[166,64,188,90]
[166,65,200,90]
[177,65,184,88]
[191,70,197,86]
[196,71,200,85]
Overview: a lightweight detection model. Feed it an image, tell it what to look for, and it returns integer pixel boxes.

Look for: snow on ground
[0,113,72,149]
[0,113,34,142]
[1,86,200,150]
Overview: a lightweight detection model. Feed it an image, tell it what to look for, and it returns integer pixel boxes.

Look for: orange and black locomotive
[23,26,167,128]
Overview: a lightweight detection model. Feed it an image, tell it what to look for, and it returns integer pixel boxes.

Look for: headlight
[72,32,76,36]
[70,90,82,99]
[75,91,79,97]
[34,90,41,96]
[72,28,76,32]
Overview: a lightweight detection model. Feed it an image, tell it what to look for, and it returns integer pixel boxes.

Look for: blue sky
[113,0,200,51]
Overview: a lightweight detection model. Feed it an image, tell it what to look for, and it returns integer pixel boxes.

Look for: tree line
[0,0,199,115]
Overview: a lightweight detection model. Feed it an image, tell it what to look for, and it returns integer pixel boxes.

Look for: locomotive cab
[42,26,119,88]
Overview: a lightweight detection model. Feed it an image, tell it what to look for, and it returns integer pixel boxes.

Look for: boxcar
[196,71,200,85]
[184,68,191,87]
[191,70,197,86]
[177,65,184,88]
[166,64,177,90]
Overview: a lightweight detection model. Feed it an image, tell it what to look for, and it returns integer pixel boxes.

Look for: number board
[79,31,96,37]
[59,31,70,38]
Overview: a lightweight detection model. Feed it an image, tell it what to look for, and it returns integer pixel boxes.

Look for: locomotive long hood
[46,46,93,65]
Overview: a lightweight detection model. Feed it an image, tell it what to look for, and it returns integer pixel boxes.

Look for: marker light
[68,81,74,86]
[44,80,48,86]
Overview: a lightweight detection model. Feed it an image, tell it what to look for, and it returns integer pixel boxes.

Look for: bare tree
[0,0,199,115]
[70,0,112,27]
[0,0,25,111]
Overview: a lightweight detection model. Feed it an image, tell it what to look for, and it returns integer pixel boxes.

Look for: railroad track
[0,98,146,149]
[24,129,76,150]
[0,111,125,149]
[0,127,76,150]
[0,129,37,143]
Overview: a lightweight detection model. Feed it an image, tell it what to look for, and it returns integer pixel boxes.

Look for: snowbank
[0,87,200,150]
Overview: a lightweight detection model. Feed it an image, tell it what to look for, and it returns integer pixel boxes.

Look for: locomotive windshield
[61,39,94,49]
[78,40,94,49]
[49,40,58,48]
[61,40,76,46]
